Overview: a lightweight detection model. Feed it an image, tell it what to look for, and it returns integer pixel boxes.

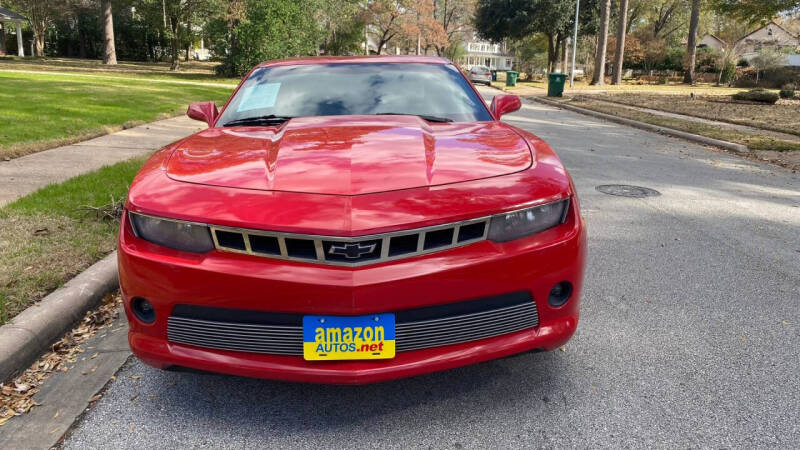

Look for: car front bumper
[119,208,586,384]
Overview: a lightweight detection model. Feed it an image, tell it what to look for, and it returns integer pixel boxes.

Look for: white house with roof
[457,34,513,71]
[736,20,799,62]
[698,34,727,51]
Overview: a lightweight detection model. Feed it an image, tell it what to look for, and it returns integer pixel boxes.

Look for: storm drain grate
[595,185,661,198]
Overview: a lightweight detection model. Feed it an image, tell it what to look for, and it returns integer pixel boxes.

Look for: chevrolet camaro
[119,56,587,384]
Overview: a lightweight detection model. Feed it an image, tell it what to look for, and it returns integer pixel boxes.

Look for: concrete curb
[529,96,750,154]
[0,252,119,383]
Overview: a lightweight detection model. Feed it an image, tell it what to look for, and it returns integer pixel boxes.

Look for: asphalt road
[63,88,800,448]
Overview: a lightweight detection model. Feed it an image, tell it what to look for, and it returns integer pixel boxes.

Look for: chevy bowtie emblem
[329,242,377,259]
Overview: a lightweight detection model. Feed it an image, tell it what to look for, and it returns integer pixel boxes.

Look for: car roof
[257,55,452,68]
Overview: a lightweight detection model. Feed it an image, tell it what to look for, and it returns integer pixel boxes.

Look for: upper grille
[209,217,490,267]
[167,292,539,356]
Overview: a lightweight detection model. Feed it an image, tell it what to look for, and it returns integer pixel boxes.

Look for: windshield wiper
[376,113,453,123]
[222,115,294,127]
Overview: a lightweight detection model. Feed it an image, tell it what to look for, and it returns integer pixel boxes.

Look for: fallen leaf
[89,395,102,403]
[559,346,566,352]
[90,353,99,359]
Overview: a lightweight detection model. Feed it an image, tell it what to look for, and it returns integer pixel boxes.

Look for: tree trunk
[592,0,611,85]
[561,38,568,73]
[683,0,701,84]
[612,0,629,85]
[0,23,5,56]
[35,34,45,57]
[170,16,180,71]
[546,33,557,73]
[102,1,117,64]
[78,25,87,58]
[185,18,191,62]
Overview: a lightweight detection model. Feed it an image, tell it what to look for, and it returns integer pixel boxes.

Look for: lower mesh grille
[167,292,539,356]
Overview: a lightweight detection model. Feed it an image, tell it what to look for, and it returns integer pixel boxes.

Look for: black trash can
[547,73,567,97]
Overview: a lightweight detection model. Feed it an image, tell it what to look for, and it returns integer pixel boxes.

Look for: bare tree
[592,0,611,85]
[612,0,629,85]
[102,1,117,64]
[683,0,701,84]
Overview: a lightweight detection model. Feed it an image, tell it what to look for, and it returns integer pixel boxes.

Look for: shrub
[732,88,779,104]
[779,83,796,99]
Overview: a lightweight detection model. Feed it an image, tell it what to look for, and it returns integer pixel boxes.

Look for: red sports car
[119,56,586,384]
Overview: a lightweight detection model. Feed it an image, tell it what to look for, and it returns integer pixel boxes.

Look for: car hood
[165,115,532,196]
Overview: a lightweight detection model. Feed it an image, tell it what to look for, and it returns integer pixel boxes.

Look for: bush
[779,83,796,99]
[732,88,780,104]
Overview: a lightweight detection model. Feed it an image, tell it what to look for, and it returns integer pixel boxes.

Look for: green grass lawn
[0,56,241,84]
[0,157,145,324]
[0,68,235,159]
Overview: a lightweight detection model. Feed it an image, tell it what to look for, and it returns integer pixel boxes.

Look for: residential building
[736,20,799,61]
[697,34,727,51]
[457,35,513,71]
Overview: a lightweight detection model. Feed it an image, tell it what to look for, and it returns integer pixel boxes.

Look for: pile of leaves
[0,293,121,426]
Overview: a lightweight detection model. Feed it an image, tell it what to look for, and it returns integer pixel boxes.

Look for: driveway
[62,88,800,448]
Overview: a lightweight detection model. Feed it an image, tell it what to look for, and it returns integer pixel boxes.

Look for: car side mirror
[187,101,219,127]
[490,94,522,119]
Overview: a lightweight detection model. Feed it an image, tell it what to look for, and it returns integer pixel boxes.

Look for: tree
[159,0,218,70]
[612,0,629,84]
[7,0,60,56]
[432,0,472,56]
[475,0,596,73]
[217,0,321,76]
[318,0,363,55]
[683,0,701,84]
[648,0,686,41]
[711,0,799,24]
[363,0,412,54]
[592,0,611,85]
[750,49,785,84]
[102,1,117,64]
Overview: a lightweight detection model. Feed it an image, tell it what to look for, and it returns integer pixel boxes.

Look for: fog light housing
[131,297,156,323]
[547,282,573,307]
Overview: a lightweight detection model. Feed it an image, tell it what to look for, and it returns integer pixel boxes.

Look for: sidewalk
[0,116,204,207]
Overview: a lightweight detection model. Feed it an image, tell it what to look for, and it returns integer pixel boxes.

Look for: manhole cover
[595,185,661,198]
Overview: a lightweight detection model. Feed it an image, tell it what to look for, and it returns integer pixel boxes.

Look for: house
[698,34,727,51]
[457,34,514,71]
[0,6,27,57]
[736,20,799,61]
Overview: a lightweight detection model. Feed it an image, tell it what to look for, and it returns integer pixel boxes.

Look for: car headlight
[487,199,570,242]
[129,213,214,253]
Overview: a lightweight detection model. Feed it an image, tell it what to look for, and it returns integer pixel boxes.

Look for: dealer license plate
[302,313,395,361]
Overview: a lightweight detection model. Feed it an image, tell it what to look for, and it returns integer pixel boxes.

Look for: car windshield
[217,62,493,125]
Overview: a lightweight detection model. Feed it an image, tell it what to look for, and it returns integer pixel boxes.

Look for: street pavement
[61,88,800,449]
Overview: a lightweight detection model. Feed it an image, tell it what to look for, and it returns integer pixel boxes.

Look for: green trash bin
[505,70,519,87]
[547,73,567,97]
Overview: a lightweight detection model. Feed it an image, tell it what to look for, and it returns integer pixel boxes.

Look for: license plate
[302,313,395,361]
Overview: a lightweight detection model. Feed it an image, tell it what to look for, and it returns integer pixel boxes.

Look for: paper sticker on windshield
[237,82,281,112]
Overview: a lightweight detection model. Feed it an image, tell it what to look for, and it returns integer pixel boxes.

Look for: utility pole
[570,0,580,87]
